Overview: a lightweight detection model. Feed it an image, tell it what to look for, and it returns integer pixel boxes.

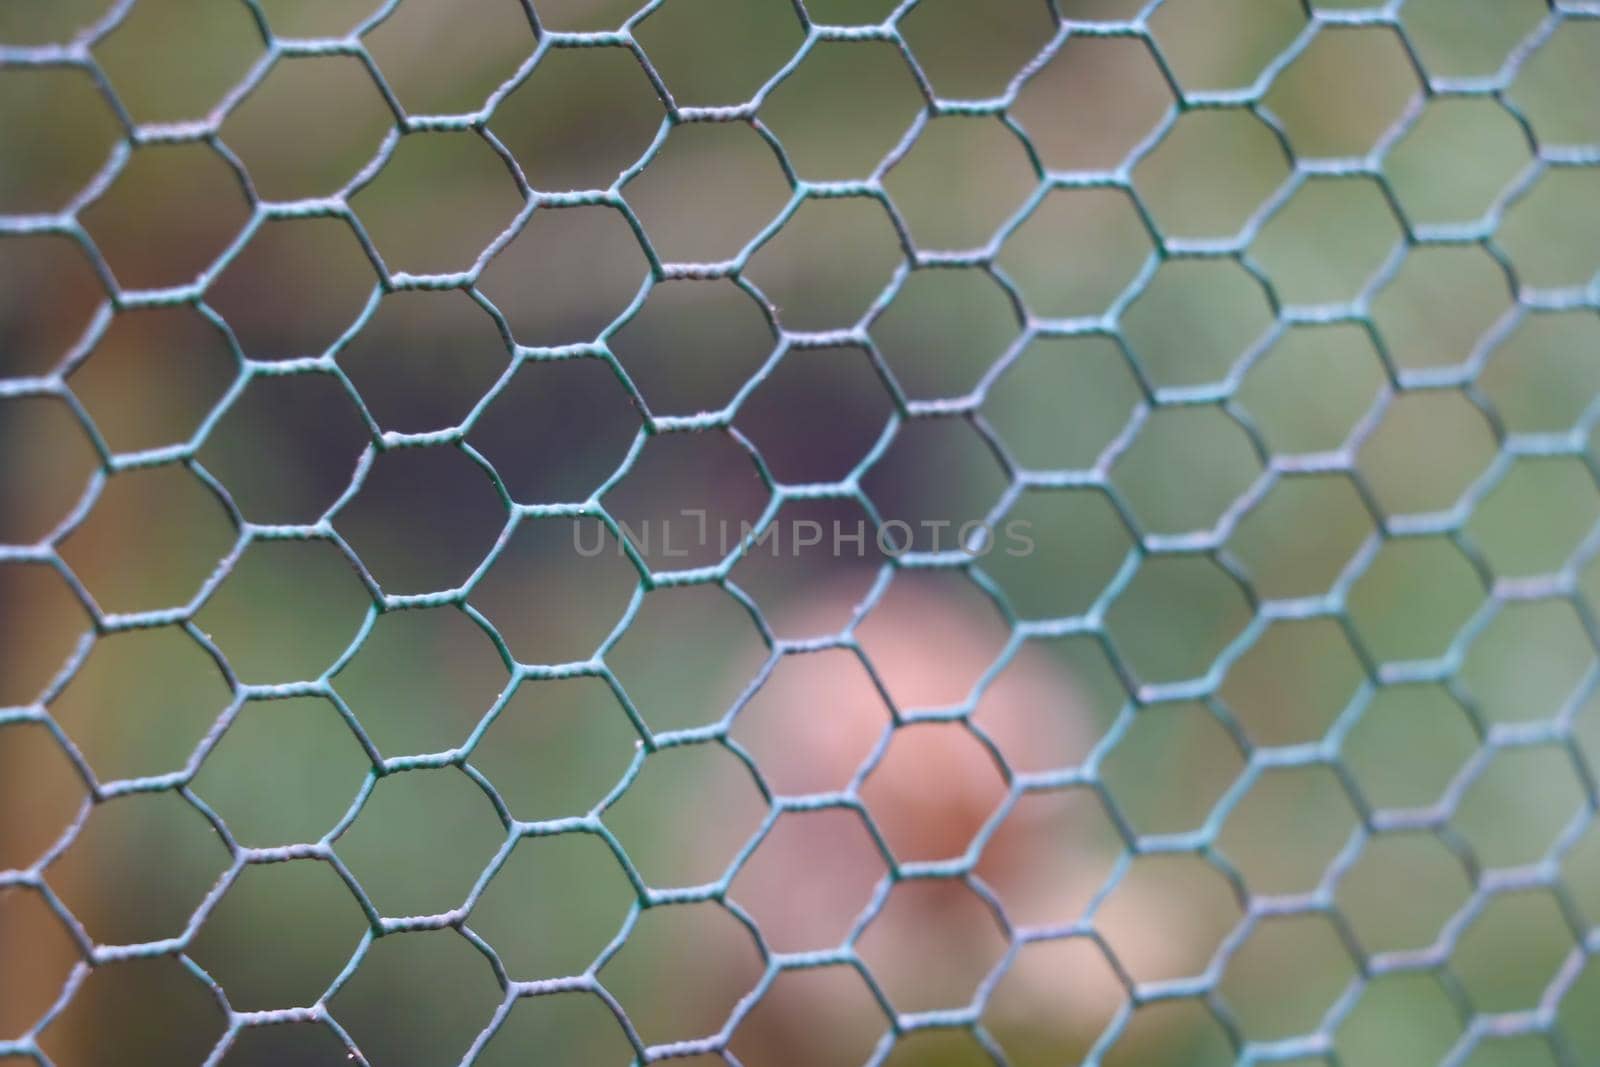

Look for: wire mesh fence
[2,0,1600,1064]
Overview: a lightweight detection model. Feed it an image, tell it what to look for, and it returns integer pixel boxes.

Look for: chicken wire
[1,0,1600,1064]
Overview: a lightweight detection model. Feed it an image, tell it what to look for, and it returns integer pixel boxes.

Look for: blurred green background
[3,0,1600,1065]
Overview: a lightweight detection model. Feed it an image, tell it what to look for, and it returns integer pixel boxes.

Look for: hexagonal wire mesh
[2,0,1600,1064]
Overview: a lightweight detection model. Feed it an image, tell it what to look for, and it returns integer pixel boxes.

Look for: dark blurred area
[3,0,1600,1065]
